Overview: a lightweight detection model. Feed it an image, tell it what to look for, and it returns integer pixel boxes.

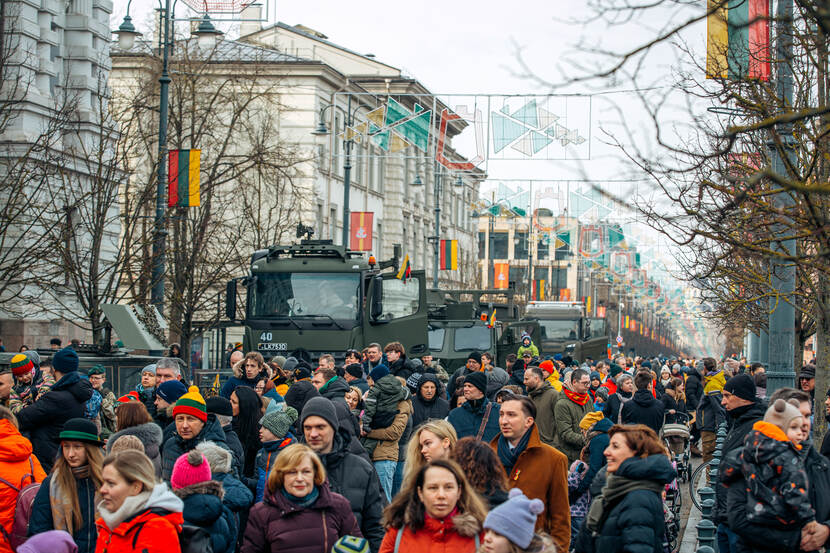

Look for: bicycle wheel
[689,459,712,511]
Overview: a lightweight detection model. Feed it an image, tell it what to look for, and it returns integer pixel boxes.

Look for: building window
[537,236,550,260]
[514,231,528,258]
[492,232,508,259]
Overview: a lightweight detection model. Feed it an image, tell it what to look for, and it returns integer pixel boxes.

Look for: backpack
[85,389,103,420]
[133,509,214,553]
[0,457,41,550]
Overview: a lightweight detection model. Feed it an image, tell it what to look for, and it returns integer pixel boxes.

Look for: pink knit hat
[170,450,212,490]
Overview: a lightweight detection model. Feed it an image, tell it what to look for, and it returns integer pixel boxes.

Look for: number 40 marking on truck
[260,332,273,341]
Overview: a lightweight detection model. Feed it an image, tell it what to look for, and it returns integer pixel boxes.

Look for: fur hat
[483,488,544,548]
[171,450,211,490]
[764,398,803,432]
[195,440,233,475]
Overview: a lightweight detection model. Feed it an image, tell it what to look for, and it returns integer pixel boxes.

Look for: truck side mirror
[370,276,383,320]
[225,280,237,320]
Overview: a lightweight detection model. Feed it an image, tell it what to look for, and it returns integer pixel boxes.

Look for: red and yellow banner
[439,239,458,270]
[494,263,509,289]
[532,280,546,301]
[168,149,200,207]
[349,212,373,251]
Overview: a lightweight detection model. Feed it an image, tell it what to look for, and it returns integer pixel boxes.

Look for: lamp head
[115,15,142,50]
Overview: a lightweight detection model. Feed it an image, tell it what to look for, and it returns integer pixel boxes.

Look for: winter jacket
[0,420,46,553]
[378,512,483,553]
[411,374,449,428]
[241,483,361,553]
[366,399,412,462]
[621,389,664,434]
[107,422,163,476]
[29,473,98,553]
[312,429,386,552]
[554,394,593,464]
[684,370,703,412]
[447,398,501,442]
[387,356,411,380]
[220,362,261,399]
[740,421,814,526]
[160,414,233,481]
[98,388,117,438]
[713,401,765,524]
[602,390,632,424]
[221,424,245,478]
[94,482,183,553]
[727,444,830,553]
[660,393,686,424]
[254,435,296,502]
[574,454,675,553]
[9,368,55,414]
[575,417,612,498]
[528,382,560,447]
[484,366,509,399]
[214,471,253,515]
[517,340,539,359]
[489,424,570,553]
[174,480,237,553]
[18,371,93,472]
[696,390,726,433]
[136,385,157,421]
[363,375,408,433]
[349,378,369,394]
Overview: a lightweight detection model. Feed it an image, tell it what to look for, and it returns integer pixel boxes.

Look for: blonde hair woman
[241,444,360,553]
[403,420,457,483]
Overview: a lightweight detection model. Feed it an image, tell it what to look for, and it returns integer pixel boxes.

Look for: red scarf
[564,389,591,406]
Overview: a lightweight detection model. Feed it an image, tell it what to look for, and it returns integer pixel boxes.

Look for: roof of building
[111,37,316,64]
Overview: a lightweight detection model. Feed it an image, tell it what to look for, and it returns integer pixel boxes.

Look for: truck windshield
[454,326,491,351]
[249,273,360,320]
[589,318,607,337]
[539,319,579,341]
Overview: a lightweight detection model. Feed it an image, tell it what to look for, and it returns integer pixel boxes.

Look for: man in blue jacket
[447,371,500,441]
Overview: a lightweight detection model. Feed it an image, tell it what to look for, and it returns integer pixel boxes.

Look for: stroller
[660,411,692,482]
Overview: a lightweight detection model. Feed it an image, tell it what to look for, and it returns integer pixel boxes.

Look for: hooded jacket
[0,420,46,553]
[107,422,163,476]
[195,441,253,515]
[311,429,385,552]
[17,371,93,472]
[94,482,183,553]
[620,389,664,434]
[378,512,483,553]
[241,483,360,553]
[161,415,233,481]
[174,481,237,553]
[447,398,501,442]
[575,454,676,553]
[684,370,704,411]
[528,381,560,446]
[387,355,411,380]
[411,374,449,428]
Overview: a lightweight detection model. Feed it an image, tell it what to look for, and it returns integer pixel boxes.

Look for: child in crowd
[361,365,409,455]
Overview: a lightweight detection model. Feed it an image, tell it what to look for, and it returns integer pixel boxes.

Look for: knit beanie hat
[579,411,605,431]
[173,386,208,422]
[464,371,487,395]
[331,536,369,553]
[23,350,41,368]
[52,348,79,374]
[300,396,339,432]
[17,530,78,553]
[595,387,609,402]
[282,357,299,374]
[109,435,146,455]
[205,396,233,417]
[117,391,140,404]
[259,406,298,439]
[368,364,389,383]
[467,351,482,365]
[171,450,212,490]
[590,371,601,381]
[293,362,313,381]
[156,380,188,404]
[609,364,623,378]
[483,488,545,548]
[10,354,34,377]
[723,373,756,402]
[272,355,287,368]
[345,364,363,379]
[764,398,803,432]
[141,364,156,376]
[538,359,554,375]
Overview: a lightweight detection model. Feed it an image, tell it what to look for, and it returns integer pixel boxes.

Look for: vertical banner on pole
[439,239,458,270]
[494,263,509,289]
[350,212,374,251]
[168,149,201,207]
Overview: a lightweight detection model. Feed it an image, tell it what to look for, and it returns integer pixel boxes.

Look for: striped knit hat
[10,354,33,377]
[173,386,207,422]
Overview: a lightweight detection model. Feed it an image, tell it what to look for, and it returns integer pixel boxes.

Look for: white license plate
[258,343,287,351]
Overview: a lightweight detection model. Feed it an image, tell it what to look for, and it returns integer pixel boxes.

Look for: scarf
[98,490,151,531]
[281,486,320,508]
[50,465,97,534]
[466,397,485,413]
[585,472,664,533]
[497,428,532,477]
[564,389,591,406]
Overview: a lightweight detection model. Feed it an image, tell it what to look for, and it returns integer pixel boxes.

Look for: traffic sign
[616,335,623,345]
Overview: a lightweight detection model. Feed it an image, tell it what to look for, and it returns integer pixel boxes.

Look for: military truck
[225,236,429,362]
[521,301,609,361]
[427,288,538,371]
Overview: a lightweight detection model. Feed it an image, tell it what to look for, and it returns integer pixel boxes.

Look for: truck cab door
[365,270,429,357]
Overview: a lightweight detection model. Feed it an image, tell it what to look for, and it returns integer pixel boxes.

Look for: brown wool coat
[490,424,571,553]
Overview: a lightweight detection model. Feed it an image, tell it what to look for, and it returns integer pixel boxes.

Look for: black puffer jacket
[684,370,703,412]
[620,389,664,434]
[161,414,233,480]
[316,429,385,552]
[575,455,676,553]
[321,377,360,437]
[106,421,164,476]
[387,355,411,380]
[411,374,449,428]
[714,401,765,524]
[17,371,93,472]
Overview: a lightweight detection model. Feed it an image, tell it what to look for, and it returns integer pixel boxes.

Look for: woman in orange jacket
[379,459,487,553]
[95,450,183,553]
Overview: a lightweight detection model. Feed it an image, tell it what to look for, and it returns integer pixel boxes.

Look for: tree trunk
[813,282,830,449]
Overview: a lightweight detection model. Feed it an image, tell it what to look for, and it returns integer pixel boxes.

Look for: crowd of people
[0,339,827,553]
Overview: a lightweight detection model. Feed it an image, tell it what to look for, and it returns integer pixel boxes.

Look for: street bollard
[696,546,715,553]
[701,498,715,520]
[709,457,720,485]
[696,519,717,549]
[699,486,715,508]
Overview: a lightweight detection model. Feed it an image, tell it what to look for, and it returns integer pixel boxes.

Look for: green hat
[87,364,106,376]
[59,418,105,446]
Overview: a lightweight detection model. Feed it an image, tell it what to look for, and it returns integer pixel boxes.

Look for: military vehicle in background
[226,227,429,362]
[521,301,609,361]
[427,288,538,371]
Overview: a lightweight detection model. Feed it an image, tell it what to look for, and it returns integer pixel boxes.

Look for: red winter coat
[241,483,361,553]
[379,511,483,553]
[0,419,46,553]
[95,508,182,553]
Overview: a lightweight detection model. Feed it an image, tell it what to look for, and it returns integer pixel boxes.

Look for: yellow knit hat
[579,411,605,431]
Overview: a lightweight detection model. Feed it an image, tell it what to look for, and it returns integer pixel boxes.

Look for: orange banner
[349,212,373,251]
[494,263,509,289]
